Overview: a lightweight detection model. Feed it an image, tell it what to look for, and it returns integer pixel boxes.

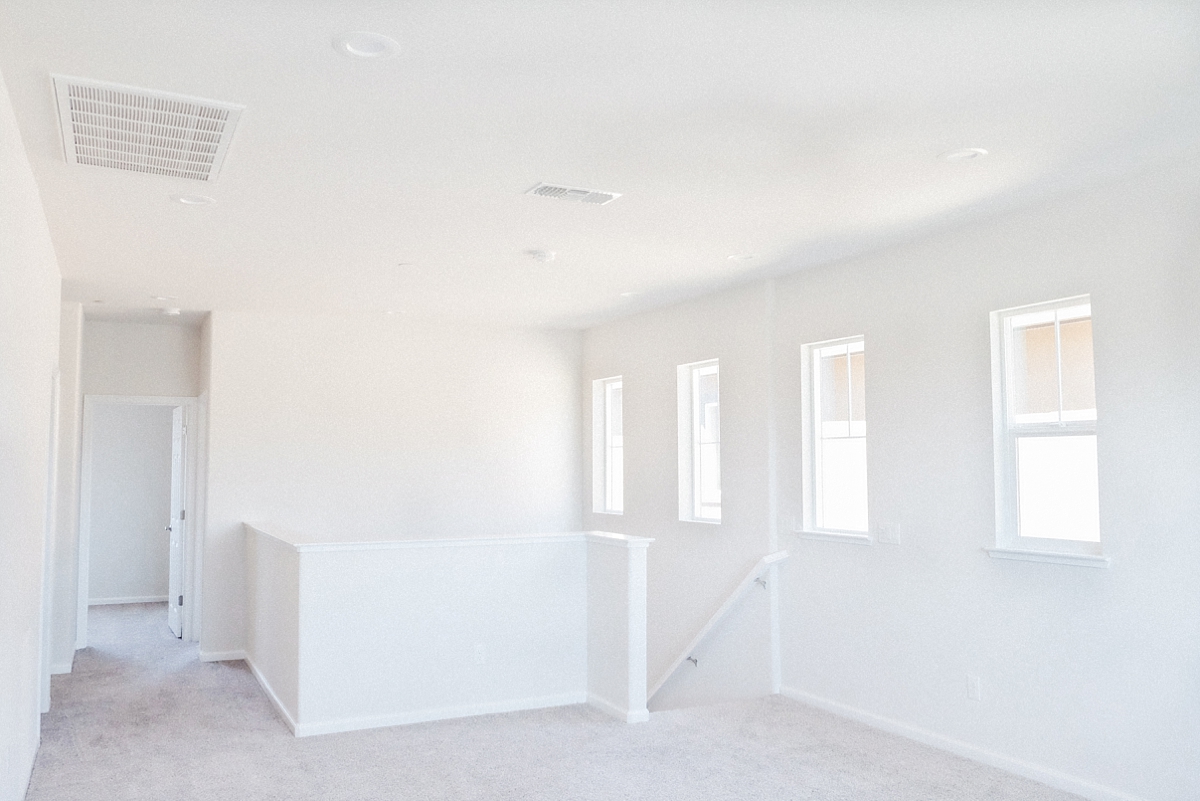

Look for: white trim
[801,334,869,535]
[985,548,1111,568]
[245,525,653,553]
[245,658,299,734]
[793,529,872,546]
[677,359,721,524]
[198,649,247,662]
[292,692,590,737]
[778,687,1145,801]
[588,692,649,723]
[88,595,169,605]
[50,660,73,675]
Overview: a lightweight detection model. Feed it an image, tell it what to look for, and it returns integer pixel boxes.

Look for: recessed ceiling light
[940,148,989,161]
[151,295,178,301]
[334,32,400,59]
[525,249,556,263]
[619,291,640,298]
[173,194,215,205]
[727,254,756,262]
[161,308,182,316]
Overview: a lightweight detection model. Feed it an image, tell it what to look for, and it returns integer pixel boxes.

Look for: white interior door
[167,407,185,638]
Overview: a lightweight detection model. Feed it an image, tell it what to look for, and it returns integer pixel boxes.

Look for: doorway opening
[77,395,201,647]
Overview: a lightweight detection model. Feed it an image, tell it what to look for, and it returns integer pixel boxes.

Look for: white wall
[85,403,173,603]
[0,67,61,801]
[580,161,1200,801]
[774,164,1200,801]
[48,303,83,670]
[82,319,201,398]
[582,283,778,711]
[202,312,583,655]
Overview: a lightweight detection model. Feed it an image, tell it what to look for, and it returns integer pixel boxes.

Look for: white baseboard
[243,656,589,738]
[199,649,247,662]
[245,657,299,734]
[89,595,168,606]
[588,692,650,723]
[50,660,73,675]
[293,691,590,737]
[778,686,1145,801]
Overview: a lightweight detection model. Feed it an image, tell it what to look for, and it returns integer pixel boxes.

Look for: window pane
[820,353,849,423]
[849,351,865,422]
[1010,321,1059,420]
[699,442,721,507]
[819,437,867,531]
[1016,435,1100,542]
[1059,317,1095,416]
[605,381,623,513]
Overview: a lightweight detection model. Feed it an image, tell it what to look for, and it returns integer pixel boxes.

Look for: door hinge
[180,509,186,520]
[178,595,184,606]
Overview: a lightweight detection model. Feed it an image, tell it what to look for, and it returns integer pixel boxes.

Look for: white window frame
[677,359,720,524]
[800,335,870,543]
[988,295,1109,567]
[591,376,623,514]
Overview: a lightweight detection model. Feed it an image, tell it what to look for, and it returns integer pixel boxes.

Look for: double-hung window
[990,296,1104,563]
[591,376,623,514]
[802,337,868,535]
[678,360,720,523]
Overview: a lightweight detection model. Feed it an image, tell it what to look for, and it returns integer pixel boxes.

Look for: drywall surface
[49,303,83,670]
[244,527,299,722]
[202,313,582,654]
[582,282,777,710]
[587,534,650,721]
[581,161,1199,799]
[0,68,61,801]
[85,403,173,603]
[773,163,1200,801]
[82,319,201,397]
[298,536,587,733]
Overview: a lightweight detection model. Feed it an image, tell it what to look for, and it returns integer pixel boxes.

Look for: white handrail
[647,550,789,701]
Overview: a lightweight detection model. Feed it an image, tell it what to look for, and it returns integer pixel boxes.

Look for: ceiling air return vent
[51,75,244,182]
[526,183,621,205]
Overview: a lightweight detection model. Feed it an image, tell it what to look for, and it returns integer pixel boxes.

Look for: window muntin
[805,337,868,533]
[994,297,1100,547]
[604,379,624,513]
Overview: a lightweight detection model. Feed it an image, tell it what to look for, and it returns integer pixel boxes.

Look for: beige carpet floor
[28,603,1082,801]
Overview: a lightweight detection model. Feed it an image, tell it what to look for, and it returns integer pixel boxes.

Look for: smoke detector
[52,75,244,182]
[526,183,621,206]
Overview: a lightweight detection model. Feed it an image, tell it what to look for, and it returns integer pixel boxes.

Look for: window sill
[985,548,1110,568]
[793,529,871,546]
[681,517,722,525]
[595,510,623,516]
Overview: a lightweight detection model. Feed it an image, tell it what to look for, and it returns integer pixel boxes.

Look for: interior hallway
[29,604,1082,801]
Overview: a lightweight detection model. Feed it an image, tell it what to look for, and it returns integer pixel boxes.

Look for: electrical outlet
[474,643,486,666]
[967,674,982,701]
[876,522,901,545]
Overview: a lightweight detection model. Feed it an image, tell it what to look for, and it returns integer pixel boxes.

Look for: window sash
[691,363,720,521]
[993,296,1101,553]
[805,335,867,534]
[603,379,623,513]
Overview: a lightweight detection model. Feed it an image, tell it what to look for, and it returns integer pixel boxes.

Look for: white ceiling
[2,1,1198,328]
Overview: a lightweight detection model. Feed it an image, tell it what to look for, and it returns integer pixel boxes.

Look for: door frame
[77,395,203,647]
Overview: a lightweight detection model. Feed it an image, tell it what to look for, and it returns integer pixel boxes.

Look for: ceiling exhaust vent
[526,183,621,205]
[51,75,244,182]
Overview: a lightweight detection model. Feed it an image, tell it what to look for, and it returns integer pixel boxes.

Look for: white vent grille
[52,75,244,182]
[526,183,621,205]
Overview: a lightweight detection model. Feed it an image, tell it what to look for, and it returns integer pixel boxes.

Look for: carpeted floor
[28,603,1082,801]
